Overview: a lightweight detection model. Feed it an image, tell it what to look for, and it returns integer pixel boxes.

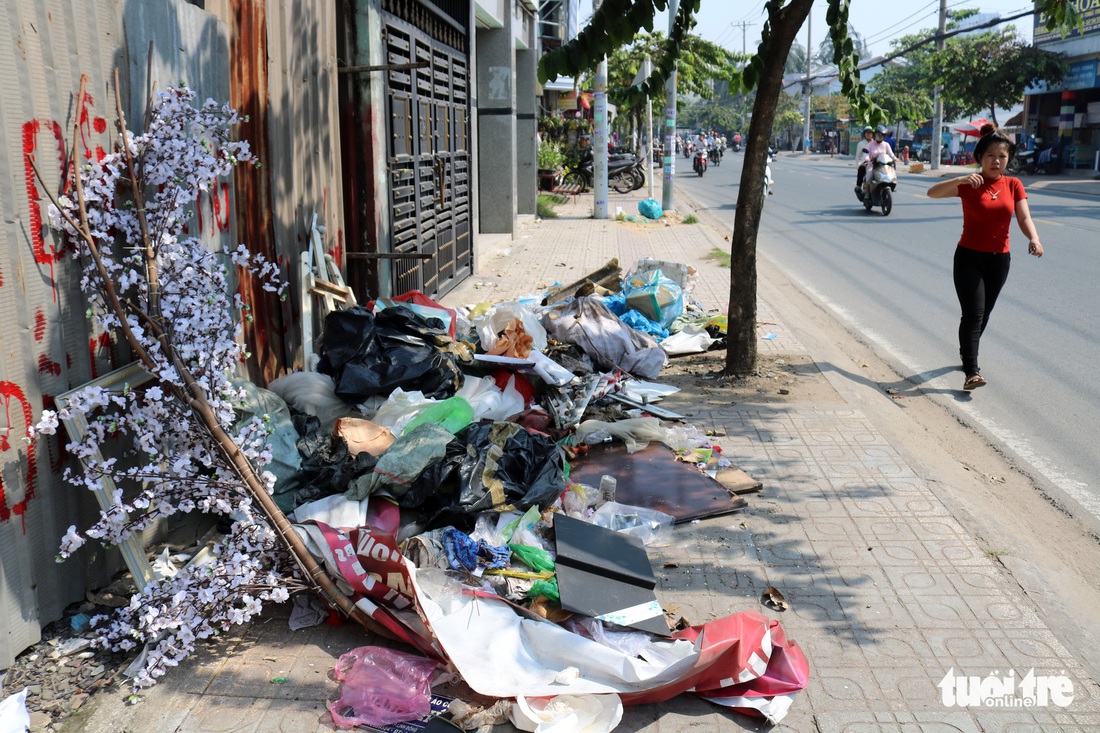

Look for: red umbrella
[954,118,992,137]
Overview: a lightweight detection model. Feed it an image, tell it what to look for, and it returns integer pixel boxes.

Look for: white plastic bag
[477,301,548,353]
[457,375,525,421]
[368,388,430,435]
[510,694,623,733]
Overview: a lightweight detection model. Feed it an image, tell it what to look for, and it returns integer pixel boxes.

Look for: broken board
[569,442,757,523]
[553,514,670,636]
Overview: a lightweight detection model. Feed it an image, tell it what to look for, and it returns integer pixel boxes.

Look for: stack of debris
[259,257,809,730]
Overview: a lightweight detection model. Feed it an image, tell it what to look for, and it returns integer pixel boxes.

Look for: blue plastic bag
[638,198,664,220]
[622,269,684,328]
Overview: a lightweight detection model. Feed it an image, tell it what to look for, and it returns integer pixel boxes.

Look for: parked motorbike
[1006,149,1030,174]
[1033,146,1059,174]
[575,150,646,193]
[857,154,897,215]
[693,148,708,176]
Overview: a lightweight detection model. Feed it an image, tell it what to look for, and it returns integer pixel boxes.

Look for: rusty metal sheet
[569,443,753,523]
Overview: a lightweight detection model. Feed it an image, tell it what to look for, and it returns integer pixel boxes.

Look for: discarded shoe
[963,374,987,391]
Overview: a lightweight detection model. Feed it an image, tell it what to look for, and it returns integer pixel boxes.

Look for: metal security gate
[382,5,471,299]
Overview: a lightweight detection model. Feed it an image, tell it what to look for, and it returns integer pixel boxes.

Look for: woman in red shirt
[926,125,1044,391]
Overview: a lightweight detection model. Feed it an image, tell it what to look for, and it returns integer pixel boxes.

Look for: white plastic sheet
[0,688,30,733]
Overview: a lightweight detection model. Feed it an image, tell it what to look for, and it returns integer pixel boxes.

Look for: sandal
[963,374,987,391]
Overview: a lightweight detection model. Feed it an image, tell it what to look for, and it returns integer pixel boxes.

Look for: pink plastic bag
[329,646,439,729]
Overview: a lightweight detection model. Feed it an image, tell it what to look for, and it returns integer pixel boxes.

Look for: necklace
[986,177,1001,200]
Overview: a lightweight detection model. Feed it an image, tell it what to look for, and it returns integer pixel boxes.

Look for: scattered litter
[762,585,788,611]
[270,676,288,685]
[762,333,778,340]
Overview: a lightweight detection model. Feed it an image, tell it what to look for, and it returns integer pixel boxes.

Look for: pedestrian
[925,124,1044,391]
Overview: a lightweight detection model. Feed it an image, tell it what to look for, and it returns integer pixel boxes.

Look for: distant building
[1024,3,1100,170]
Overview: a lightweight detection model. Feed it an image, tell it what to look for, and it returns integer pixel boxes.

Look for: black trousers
[856,166,865,186]
[953,246,1011,376]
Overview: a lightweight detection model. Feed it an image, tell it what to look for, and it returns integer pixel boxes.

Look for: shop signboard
[1035,1,1100,45]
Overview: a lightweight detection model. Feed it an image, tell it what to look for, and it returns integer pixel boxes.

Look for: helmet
[863,125,873,132]
[875,124,887,134]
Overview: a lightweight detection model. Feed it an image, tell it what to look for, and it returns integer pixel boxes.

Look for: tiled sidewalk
[70,185,1100,732]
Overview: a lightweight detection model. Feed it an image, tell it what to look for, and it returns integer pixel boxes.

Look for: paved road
[678,150,1100,535]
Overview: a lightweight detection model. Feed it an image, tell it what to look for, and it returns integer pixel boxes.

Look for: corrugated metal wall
[203,0,346,381]
[0,0,329,667]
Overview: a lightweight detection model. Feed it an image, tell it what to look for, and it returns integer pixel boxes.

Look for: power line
[782,6,1040,91]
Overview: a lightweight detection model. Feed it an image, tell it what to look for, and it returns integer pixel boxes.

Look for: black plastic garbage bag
[408,421,565,516]
[288,415,379,508]
[317,305,464,403]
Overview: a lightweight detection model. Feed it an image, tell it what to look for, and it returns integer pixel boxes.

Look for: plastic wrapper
[589,501,675,546]
[368,388,429,435]
[660,325,716,355]
[318,305,464,402]
[328,646,438,729]
[403,395,474,435]
[622,269,684,328]
[527,577,560,602]
[509,542,555,573]
[575,417,667,454]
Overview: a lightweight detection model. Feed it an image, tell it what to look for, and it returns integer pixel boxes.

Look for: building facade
[1025,2,1100,170]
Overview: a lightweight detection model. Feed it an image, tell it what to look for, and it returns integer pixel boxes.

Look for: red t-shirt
[955,175,1026,254]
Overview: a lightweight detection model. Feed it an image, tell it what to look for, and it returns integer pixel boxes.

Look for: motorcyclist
[862,124,896,186]
[854,125,874,195]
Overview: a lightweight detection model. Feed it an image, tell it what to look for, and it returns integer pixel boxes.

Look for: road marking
[1032,217,1061,226]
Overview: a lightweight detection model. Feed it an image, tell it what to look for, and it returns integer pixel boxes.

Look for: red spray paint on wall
[0,382,38,531]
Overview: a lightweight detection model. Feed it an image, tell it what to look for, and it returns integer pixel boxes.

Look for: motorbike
[575,150,647,193]
[693,148,708,176]
[709,144,723,167]
[1007,150,1031,174]
[764,162,774,197]
[1032,146,1059,175]
[857,153,897,216]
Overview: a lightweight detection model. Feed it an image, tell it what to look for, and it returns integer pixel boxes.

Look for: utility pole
[662,0,678,212]
[593,0,609,219]
[736,21,754,55]
[643,55,654,200]
[802,12,812,155]
[931,0,947,171]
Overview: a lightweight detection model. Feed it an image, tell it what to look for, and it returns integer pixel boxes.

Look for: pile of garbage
[255,259,808,730]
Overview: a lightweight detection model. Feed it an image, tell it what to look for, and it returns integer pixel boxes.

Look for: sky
[577,1,1038,59]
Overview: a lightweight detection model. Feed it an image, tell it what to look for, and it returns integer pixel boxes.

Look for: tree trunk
[724,0,814,376]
